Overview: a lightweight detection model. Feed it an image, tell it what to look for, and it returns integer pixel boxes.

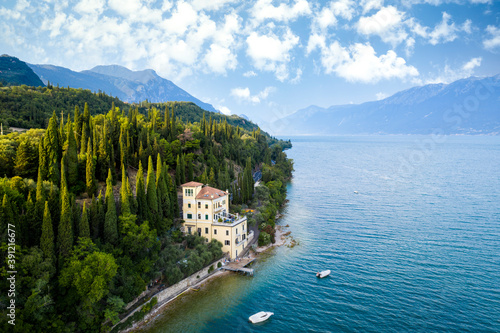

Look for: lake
[141,135,500,333]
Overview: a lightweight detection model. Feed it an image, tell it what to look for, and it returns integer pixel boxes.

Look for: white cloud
[231,86,275,103]
[246,29,299,81]
[357,6,408,46]
[462,57,482,71]
[376,92,388,100]
[218,106,232,115]
[108,0,162,23]
[319,41,419,83]
[250,0,312,23]
[428,12,458,45]
[243,70,257,77]
[290,68,302,84]
[190,0,236,11]
[483,25,500,50]
[361,0,384,13]
[204,43,237,74]
[74,0,105,15]
[425,57,482,84]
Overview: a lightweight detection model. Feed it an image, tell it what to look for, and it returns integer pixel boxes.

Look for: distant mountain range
[0,55,44,87]
[27,62,217,112]
[271,75,500,135]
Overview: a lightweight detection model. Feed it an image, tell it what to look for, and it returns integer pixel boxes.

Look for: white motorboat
[249,311,274,323]
[316,270,331,278]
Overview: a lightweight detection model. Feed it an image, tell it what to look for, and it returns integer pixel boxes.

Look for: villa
[180,181,253,259]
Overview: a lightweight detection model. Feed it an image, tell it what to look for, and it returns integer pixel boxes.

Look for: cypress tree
[79,201,90,239]
[136,161,147,223]
[80,121,88,154]
[64,119,79,188]
[97,191,105,237]
[38,138,47,181]
[104,169,118,244]
[24,193,37,248]
[175,155,181,186]
[74,105,81,150]
[58,160,73,259]
[35,167,45,223]
[89,194,99,240]
[187,159,193,182]
[86,139,96,196]
[44,112,61,184]
[120,164,131,216]
[14,138,38,179]
[146,156,159,230]
[40,201,55,260]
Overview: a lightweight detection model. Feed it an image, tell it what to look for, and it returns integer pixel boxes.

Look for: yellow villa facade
[180,181,253,259]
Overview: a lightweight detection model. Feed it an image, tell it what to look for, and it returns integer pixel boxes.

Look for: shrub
[208,265,214,273]
[217,262,222,268]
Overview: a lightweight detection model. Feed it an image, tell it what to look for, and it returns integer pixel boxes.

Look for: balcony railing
[213,209,244,224]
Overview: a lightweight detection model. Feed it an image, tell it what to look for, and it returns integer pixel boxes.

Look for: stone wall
[156,257,226,304]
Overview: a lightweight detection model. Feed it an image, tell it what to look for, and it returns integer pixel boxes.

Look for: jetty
[222,257,255,276]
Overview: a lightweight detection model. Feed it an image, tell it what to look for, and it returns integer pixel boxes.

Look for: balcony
[213,210,246,226]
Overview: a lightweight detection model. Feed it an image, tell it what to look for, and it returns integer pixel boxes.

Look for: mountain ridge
[28,62,217,112]
[272,75,500,135]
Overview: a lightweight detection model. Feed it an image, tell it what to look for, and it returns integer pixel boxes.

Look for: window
[185,189,193,196]
[188,203,191,208]
[214,229,217,235]
[187,213,192,219]
[197,228,201,236]
[198,202,201,209]
[205,228,209,234]
[226,230,229,236]
[236,228,238,235]
[225,240,230,246]
[242,234,246,240]
[205,214,209,220]
[242,225,245,231]
[205,204,208,209]
[187,227,191,234]
[198,214,201,219]
[223,200,225,205]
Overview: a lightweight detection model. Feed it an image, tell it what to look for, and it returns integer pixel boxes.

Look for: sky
[1,0,499,130]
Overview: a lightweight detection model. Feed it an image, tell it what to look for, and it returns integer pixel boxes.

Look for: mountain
[0,55,44,87]
[272,75,500,135]
[28,63,217,112]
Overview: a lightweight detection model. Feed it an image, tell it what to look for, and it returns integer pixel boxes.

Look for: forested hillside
[0,85,260,132]
[0,55,44,88]
[0,88,293,332]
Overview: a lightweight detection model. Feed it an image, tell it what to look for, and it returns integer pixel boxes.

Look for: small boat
[354,191,359,194]
[249,311,274,324]
[316,270,331,278]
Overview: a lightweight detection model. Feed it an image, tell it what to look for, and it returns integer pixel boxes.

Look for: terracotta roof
[181,181,204,187]
[195,186,228,200]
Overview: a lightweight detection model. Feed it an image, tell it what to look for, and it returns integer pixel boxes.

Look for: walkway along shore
[117,224,293,332]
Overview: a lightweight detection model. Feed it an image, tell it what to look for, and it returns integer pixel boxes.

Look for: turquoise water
[142,135,500,332]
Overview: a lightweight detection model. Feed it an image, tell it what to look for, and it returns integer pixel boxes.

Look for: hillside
[29,63,217,112]
[0,84,293,332]
[0,55,44,87]
[0,85,258,132]
[273,75,500,135]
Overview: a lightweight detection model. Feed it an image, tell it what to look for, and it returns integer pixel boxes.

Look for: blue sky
[1,0,499,129]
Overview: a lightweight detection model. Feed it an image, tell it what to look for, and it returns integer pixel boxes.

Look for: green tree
[146,155,159,230]
[40,201,55,260]
[63,119,79,188]
[119,164,131,216]
[79,201,90,239]
[104,169,118,244]
[58,159,73,260]
[85,139,96,196]
[43,112,61,184]
[136,160,147,223]
[14,137,38,179]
